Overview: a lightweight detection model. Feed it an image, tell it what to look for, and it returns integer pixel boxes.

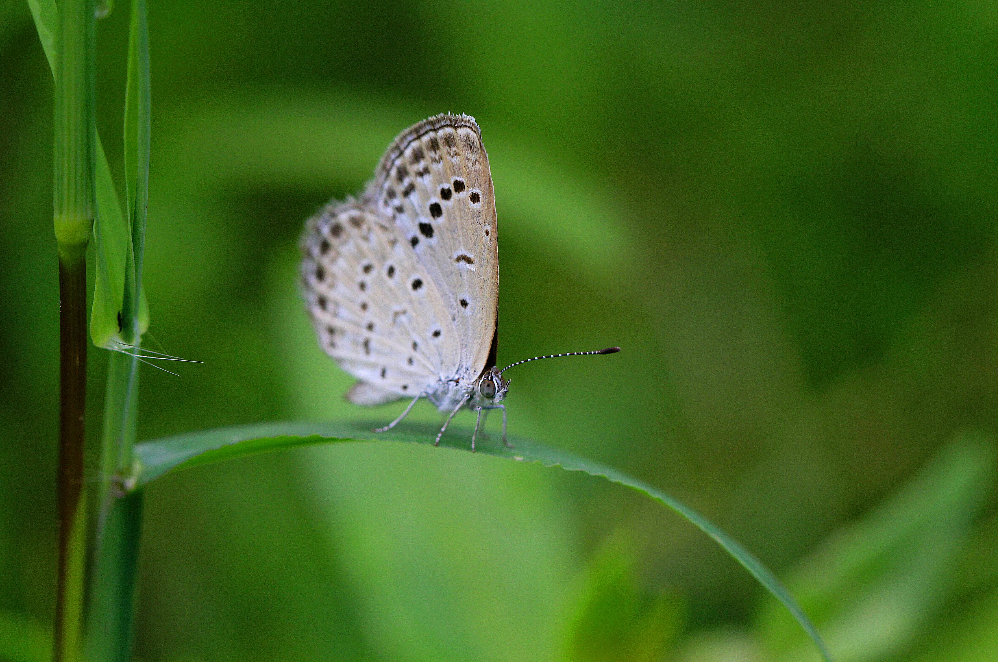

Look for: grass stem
[52,0,96,658]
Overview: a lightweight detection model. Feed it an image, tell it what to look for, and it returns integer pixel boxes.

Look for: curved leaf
[134,421,833,662]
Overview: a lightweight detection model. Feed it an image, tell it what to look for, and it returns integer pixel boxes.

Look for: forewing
[368,114,499,385]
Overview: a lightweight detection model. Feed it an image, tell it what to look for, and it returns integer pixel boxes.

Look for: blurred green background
[0,0,995,660]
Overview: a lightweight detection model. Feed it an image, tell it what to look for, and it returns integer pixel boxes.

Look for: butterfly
[300,114,618,450]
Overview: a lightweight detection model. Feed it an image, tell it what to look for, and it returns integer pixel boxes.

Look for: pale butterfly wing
[301,200,443,400]
[369,115,499,385]
[300,114,499,404]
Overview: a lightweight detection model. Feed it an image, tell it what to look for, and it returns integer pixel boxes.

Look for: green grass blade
[133,421,833,662]
[120,0,150,344]
[90,126,150,350]
[26,0,57,73]
[86,3,151,660]
[121,0,138,324]
[122,2,137,224]
[90,138,129,349]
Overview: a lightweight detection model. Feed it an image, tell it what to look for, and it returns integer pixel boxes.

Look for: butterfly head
[475,366,509,405]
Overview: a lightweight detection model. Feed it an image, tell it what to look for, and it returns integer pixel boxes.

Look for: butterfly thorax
[426,365,508,413]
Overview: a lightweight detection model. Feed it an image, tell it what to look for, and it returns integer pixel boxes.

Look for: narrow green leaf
[122,1,137,232]
[90,138,128,349]
[119,0,150,345]
[26,0,57,74]
[83,0,149,350]
[133,421,833,662]
[133,421,366,485]
[90,132,150,349]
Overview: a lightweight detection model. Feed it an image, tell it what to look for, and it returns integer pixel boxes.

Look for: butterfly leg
[495,405,512,448]
[374,395,421,433]
[471,407,486,452]
[475,405,511,449]
[499,404,511,448]
[435,395,470,447]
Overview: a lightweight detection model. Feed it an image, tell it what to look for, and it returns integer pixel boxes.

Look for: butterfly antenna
[107,339,203,363]
[500,347,620,374]
[105,340,203,377]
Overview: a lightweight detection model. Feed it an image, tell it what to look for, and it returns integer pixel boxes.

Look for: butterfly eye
[479,379,497,399]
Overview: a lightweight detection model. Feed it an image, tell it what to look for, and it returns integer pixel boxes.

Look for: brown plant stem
[55,251,89,662]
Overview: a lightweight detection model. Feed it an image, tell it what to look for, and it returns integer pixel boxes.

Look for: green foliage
[561,536,684,662]
[755,433,994,661]
[28,0,149,349]
[1,0,994,660]
[0,609,50,662]
[28,0,150,659]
